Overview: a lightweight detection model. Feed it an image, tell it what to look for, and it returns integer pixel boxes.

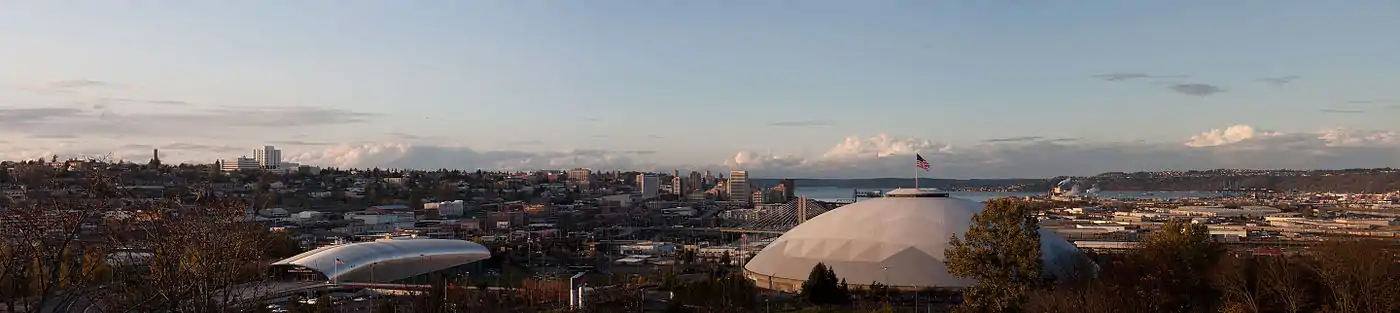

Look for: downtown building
[220,145,283,172]
[727,170,751,203]
[688,171,704,193]
[671,170,685,195]
[220,156,260,172]
[254,145,282,169]
[637,173,659,199]
[567,168,593,190]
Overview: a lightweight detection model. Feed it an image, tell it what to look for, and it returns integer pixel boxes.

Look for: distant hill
[751,168,1400,193]
[749,178,1047,191]
[1087,169,1400,193]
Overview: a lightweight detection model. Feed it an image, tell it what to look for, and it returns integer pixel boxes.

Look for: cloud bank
[4,79,1397,178]
[6,124,1400,179]
[720,125,1399,178]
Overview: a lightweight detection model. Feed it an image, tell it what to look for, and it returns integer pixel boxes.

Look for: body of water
[795,186,1224,202]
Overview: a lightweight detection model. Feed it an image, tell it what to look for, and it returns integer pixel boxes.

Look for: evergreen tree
[264,230,304,259]
[1130,218,1225,312]
[800,262,850,305]
[408,187,425,210]
[310,295,332,313]
[945,198,1044,312]
[375,299,397,313]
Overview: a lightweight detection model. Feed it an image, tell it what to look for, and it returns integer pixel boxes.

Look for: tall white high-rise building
[727,170,750,203]
[253,145,281,169]
[638,173,659,199]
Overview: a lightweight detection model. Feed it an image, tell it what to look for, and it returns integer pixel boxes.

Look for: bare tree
[2,161,282,313]
[1257,257,1313,313]
[1307,239,1400,313]
[1212,256,1262,313]
[0,163,113,313]
[92,184,276,313]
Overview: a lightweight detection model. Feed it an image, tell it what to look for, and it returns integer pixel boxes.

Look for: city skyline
[3,1,1400,178]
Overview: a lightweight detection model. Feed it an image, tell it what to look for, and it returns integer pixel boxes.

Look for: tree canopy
[801,262,851,306]
[945,198,1043,312]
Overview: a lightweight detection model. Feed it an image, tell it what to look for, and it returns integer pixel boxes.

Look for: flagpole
[914,154,920,190]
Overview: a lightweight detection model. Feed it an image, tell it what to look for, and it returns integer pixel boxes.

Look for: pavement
[37,293,99,313]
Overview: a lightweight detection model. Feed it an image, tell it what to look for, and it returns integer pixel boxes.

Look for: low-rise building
[1170,206,1281,218]
[424,200,465,217]
[619,241,677,256]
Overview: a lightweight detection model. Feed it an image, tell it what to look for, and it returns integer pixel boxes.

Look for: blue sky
[2,1,1399,177]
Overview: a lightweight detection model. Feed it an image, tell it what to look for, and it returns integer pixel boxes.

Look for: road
[37,292,98,313]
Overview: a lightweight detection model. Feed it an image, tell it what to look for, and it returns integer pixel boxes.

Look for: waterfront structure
[269,238,491,283]
[221,156,259,172]
[728,170,751,203]
[253,145,281,169]
[743,188,1085,292]
[638,173,659,199]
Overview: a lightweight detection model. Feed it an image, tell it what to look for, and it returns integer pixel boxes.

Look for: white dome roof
[744,190,1083,288]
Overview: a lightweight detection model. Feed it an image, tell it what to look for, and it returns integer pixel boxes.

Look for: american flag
[916,154,930,171]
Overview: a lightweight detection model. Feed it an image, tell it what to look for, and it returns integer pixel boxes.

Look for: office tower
[253,145,281,169]
[779,179,796,201]
[638,173,659,199]
[671,170,684,195]
[727,170,750,203]
[689,171,703,193]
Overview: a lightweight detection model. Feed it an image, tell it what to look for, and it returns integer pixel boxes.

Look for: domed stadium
[270,238,491,283]
[743,188,1085,292]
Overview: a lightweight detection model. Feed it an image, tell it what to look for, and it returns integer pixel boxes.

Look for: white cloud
[819,134,952,160]
[1184,124,1278,147]
[5,125,1399,179]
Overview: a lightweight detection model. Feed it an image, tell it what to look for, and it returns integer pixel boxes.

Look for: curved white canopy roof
[271,239,490,283]
[744,189,1083,288]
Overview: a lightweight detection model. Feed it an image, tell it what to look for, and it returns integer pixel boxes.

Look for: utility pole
[370,262,375,313]
[882,265,890,301]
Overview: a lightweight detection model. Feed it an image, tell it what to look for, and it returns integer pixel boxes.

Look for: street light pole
[370,262,376,312]
[882,265,890,301]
